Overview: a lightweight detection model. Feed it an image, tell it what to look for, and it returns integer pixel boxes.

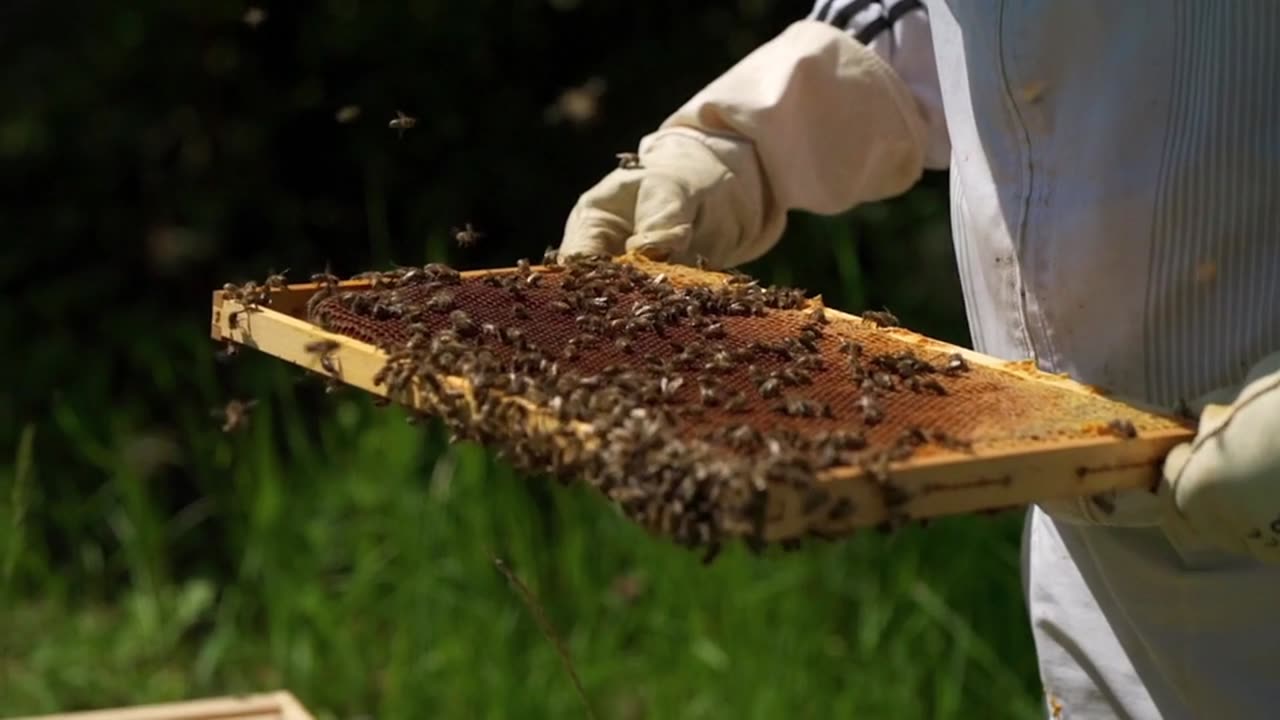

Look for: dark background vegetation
[0,2,1038,718]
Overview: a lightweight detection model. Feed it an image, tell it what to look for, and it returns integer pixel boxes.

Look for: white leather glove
[560,128,774,268]
[559,20,929,268]
[1162,351,1280,562]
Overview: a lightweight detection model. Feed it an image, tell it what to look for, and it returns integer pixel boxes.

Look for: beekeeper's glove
[559,19,934,268]
[1162,351,1280,563]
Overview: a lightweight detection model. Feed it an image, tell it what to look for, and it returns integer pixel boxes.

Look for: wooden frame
[7,692,315,720]
[211,258,1195,539]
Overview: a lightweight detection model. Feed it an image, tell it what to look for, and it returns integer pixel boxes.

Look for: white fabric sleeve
[809,0,950,169]
[649,19,930,247]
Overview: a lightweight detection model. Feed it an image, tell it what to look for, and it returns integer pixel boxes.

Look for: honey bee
[389,110,417,139]
[942,352,970,375]
[543,246,560,265]
[858,394,884,425]
[426,292,456,313]
[1105,419,1138,439]
[839,338,863,357]
[300,340,340,380]
[724,392,748,413]
[310,268,340,290]
[215,398,258,433]
[304,339,340,355]
[615,152,642,170]
[917,377,947,395]
[698,383,722,407]
[449,310,477,337]
[758,377,782,399]
[862,309,900,328]
[264,269,289,291]
[242,7,267,29]
[453,223,483,248]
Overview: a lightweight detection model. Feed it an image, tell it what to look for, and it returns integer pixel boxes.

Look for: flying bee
[302,340,341,377]
[310,268,340,290]
[452,223,483,248]
[304,339,340,355]
[215,398,258,433]
[389,110,417,139]
[264,268,289,291]
[216,341,240,361]
[615,152,642,169]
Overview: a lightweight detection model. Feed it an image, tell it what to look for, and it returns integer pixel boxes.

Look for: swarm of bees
[275,255,988,558]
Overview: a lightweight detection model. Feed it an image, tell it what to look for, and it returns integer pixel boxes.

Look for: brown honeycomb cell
[305,263,1177,457]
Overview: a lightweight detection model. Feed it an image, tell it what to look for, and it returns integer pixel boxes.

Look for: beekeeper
[559,2,1280,717]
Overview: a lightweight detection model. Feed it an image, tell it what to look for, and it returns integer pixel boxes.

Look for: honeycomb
[283,256,1187,557]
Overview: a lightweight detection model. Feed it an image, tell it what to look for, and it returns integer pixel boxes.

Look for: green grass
[1,397,1040,719]
[0,205,1043,719]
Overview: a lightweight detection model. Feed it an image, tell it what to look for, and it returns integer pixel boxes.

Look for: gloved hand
[1039,351,1280,562]
[559,127,777,269]
[1162,351,1280,562]
[559,20,932,269]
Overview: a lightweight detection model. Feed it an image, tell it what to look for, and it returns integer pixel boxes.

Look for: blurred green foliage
[0,1,1035,718]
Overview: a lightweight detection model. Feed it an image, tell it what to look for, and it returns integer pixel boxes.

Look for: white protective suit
[561,2,1280,718]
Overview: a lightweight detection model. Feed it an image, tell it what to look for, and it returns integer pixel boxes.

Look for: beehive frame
[211,255,1193,542]
[7,692,316,720]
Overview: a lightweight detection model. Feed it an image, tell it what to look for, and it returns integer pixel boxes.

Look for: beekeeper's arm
[560,2,948,268]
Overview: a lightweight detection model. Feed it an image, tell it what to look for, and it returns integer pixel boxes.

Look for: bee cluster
[279,256,984,558]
